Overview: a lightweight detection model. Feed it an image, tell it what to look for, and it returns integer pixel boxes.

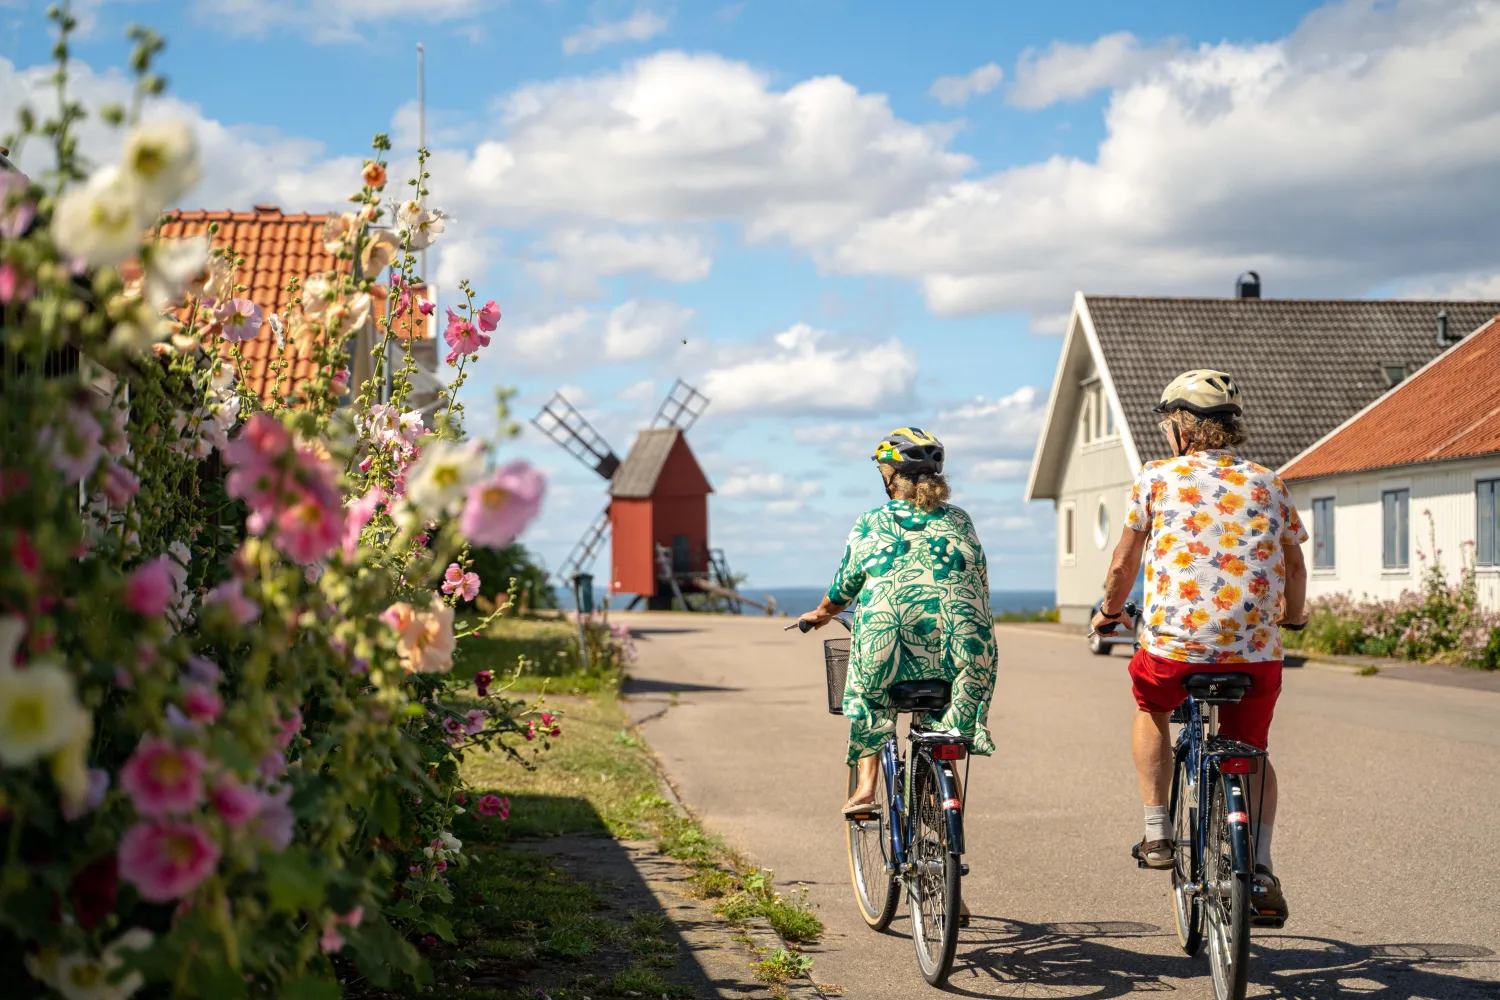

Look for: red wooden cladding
[608,432,713,597]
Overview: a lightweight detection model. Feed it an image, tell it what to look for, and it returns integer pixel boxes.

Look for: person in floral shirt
[1092,369,1307,925]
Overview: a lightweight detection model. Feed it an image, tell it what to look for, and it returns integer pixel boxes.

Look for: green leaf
[427,912,456,943]
[370,787,401,837]
[281,973,341,1000]
[263,849,326,914]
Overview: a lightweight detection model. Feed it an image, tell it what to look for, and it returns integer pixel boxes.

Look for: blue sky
[7,0,1500,595]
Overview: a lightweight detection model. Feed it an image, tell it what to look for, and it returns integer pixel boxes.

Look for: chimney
[1436,310,1452,348]
[1235,271,1261,299]
[252,203,280,214]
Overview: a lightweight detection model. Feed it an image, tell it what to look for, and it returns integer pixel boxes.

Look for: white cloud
[433,233,498,296]
[969,459,1032,481]
[555,383,591,406]
[618,379,657,403]
[698,323,917,415]
[603,299,694,361]
[527,228,711,297]
[508,308,597,369]
[192,0,496,43]
[718,472,822,499]
[831,0,1500,316]
[1008,32,1178,109]
[928,63,1004,107]
[562,8,668,55]
[935,386,1046,461]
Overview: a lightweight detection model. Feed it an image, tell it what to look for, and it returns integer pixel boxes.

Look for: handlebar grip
[1095,601,1139,636]
[798,619,815,633]
[1282,621,1307,632]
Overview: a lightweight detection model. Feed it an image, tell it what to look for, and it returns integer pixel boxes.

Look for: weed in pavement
[754,949,815,984]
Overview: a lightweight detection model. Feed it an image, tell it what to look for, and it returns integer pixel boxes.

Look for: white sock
[1145,805,1172,842]
[1253,823,1273,871]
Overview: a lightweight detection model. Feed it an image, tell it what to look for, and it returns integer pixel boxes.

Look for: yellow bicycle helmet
[1153,369,1243,417]
[873,427,944,473]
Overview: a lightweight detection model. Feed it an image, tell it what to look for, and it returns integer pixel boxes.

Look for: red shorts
[1127,648,1282,750]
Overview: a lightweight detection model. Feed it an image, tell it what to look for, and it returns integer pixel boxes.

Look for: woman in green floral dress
[799,428,998,814]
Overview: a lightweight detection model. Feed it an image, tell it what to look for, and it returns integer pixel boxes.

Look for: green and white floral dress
[826,499,998,765]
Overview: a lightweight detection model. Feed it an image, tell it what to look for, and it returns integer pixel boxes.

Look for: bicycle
[1097,602,1289,1000]
[791,615,971,987]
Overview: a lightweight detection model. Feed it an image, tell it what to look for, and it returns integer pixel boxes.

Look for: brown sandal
[1131,837,1174,870]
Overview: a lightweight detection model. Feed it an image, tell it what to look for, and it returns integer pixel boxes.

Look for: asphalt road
[622,613,1500,1000]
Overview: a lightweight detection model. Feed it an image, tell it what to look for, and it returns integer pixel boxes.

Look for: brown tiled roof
[1089,297,1500,472]
[1281,316,1500,481]
[152,207,431,402]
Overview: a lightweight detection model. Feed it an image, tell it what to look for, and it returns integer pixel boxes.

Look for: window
[1382,489,1409,569]
[1062,505,1075,558]
[1080,390,1094,444]
[1103,396,1115,437]
[1312,497,1336,569]
[1382,364,1407,387]
[1095,497,1111,549]
[1479,479,1499,566]
[1079,381,1115,445]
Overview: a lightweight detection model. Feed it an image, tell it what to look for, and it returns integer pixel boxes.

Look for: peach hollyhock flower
[383,596,456,674]
[300,274,336,320]
[216,297,264,343]
[118,819,220,902]
[363,160,387,188]
[321,212,358,255]
[460,460,546,548]
[360,227,400,276]
[119,736,206,816]
[124,555,176,617]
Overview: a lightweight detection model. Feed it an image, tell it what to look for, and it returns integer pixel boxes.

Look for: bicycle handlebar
[1093,602,1139,636]
[784,616,853,633]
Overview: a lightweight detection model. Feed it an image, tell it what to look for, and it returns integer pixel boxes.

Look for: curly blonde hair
[881,464,951,512]
[1163,409,1248,451]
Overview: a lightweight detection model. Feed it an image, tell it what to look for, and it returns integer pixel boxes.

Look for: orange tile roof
[152,206,432,402]
[1282,314,1500,481]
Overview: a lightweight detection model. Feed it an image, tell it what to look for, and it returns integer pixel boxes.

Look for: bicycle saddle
[886,679,951,713]
[1182,672,1253,704]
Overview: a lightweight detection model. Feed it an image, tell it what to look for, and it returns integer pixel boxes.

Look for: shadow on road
[622,677,743,695]
[925,917,1499,999]
[629,626,707,636]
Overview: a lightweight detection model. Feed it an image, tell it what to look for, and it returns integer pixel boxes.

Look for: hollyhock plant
[476,299,501,332]
[320,906,365,954]
[119,737,206,817]
[441,563,480,600]
[382,597,456,674]
[117,819,220,902]
[463,709,487,736]
[203,578,259,625]
[123,556,175,617]
[477,794,509,819]
[343,488,386,559]
[210,778,262,828]
[61,768,111,822]
[180,686,223,725]
[404,440,484,519]
[443,307,489,361]
[0,657,90,767]
[474,670,493,697]
[40,405,104,484]
[101,462,141,508]
[460,461,546,547]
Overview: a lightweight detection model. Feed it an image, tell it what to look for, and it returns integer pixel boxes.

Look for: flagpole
[418,43,428,321]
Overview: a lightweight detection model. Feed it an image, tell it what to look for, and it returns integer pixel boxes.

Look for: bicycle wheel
[1204,774,1251,1000]
[908,754,962,986]
[1169,753,1202,955]
[846,761,897,930]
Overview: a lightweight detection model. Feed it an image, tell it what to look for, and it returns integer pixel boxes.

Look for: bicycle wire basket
[823,637,851,715]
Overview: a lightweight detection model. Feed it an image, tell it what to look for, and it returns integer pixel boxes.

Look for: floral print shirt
[1125,450,1307,663]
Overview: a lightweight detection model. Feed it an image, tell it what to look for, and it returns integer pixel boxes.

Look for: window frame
[1311,496,1336,570]
[1478,478,1499,567]
[1060,501,1077,564]
[1382,488,1410,570]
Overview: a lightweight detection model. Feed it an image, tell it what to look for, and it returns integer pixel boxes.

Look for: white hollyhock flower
[397,200,446,250]
[404,439,483,518]
[26,928,153,1000]
[321,211,358,255]
[52,169,146,267]
[0,658,90,767]
[120,120,201,215]
[301,275,335,320]
[145,236,209,309]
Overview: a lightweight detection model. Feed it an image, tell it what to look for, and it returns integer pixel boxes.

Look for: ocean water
[559,586,1056,617]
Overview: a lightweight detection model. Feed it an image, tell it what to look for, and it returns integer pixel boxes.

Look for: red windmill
[533,380,748,611]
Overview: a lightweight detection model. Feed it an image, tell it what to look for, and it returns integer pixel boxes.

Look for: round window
[1095,497,1110,549]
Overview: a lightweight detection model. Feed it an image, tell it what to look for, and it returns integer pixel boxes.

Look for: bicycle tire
[1204,774,1251,1000]
[1169,751,1202,955]
[908,754,962,986]
[846,762,897,930]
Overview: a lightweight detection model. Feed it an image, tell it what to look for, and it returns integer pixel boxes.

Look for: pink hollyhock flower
[320,906,364,954]
[441,562,464,593]
[476,299,501,332]
[224,414,292,510]
[0,260,33,304]
[523,721,537,742]
[181,686,222,724]
[118,819,220,902]
[210,778,262,827]
[477,794,509,819]
[474,670,493,697]
[124,556,175,617]
[342,488,385,559]
[463,709,487,736]
[217,297,264,343]
[61,768,111,822]
[460,461,546,547]
[120,737,206,817]
[203,577,260,625]
[274,708,303,749]
[258,750,286,781]
[442,716,464,737]
[185,655,221,686]
[253,786,294,850]
[40,405,103,484]
[443,306,490,359]
[275,491,341,564]
[101,462,140,508]
[0,171,36,238]
[417,298,435,316]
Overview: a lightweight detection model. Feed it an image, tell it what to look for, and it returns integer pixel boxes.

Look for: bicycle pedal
[1251,912,1286,929]
[959,863,969,877]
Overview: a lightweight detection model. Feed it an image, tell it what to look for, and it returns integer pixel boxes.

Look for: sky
[5,0,1500,594]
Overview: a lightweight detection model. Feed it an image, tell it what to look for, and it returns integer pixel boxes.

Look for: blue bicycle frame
[1172,694,1267,888]
[875,728,967,877]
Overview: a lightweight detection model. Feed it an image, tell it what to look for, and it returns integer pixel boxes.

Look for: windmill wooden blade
[649,378,710,432]
[532,392,622,480]
[555,506,611,583]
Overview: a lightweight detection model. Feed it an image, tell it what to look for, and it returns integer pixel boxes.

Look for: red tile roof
[151,206,431,402]
[1281,314,1500,481]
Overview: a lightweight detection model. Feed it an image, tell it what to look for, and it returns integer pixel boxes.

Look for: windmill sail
[532,393,622,480]
[555,506,611,583]
[649,379,710,432]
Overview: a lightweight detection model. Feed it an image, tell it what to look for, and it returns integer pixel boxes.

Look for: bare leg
[844,753,880,809]
[1133,710,1172,807]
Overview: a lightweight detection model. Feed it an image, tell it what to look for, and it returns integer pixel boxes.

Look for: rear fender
[934,761,964,856]
[1222,774,1253,876]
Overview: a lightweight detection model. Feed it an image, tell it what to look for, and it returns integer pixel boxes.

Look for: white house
[1280,314,1500,610]
[1025,284,1500,625]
